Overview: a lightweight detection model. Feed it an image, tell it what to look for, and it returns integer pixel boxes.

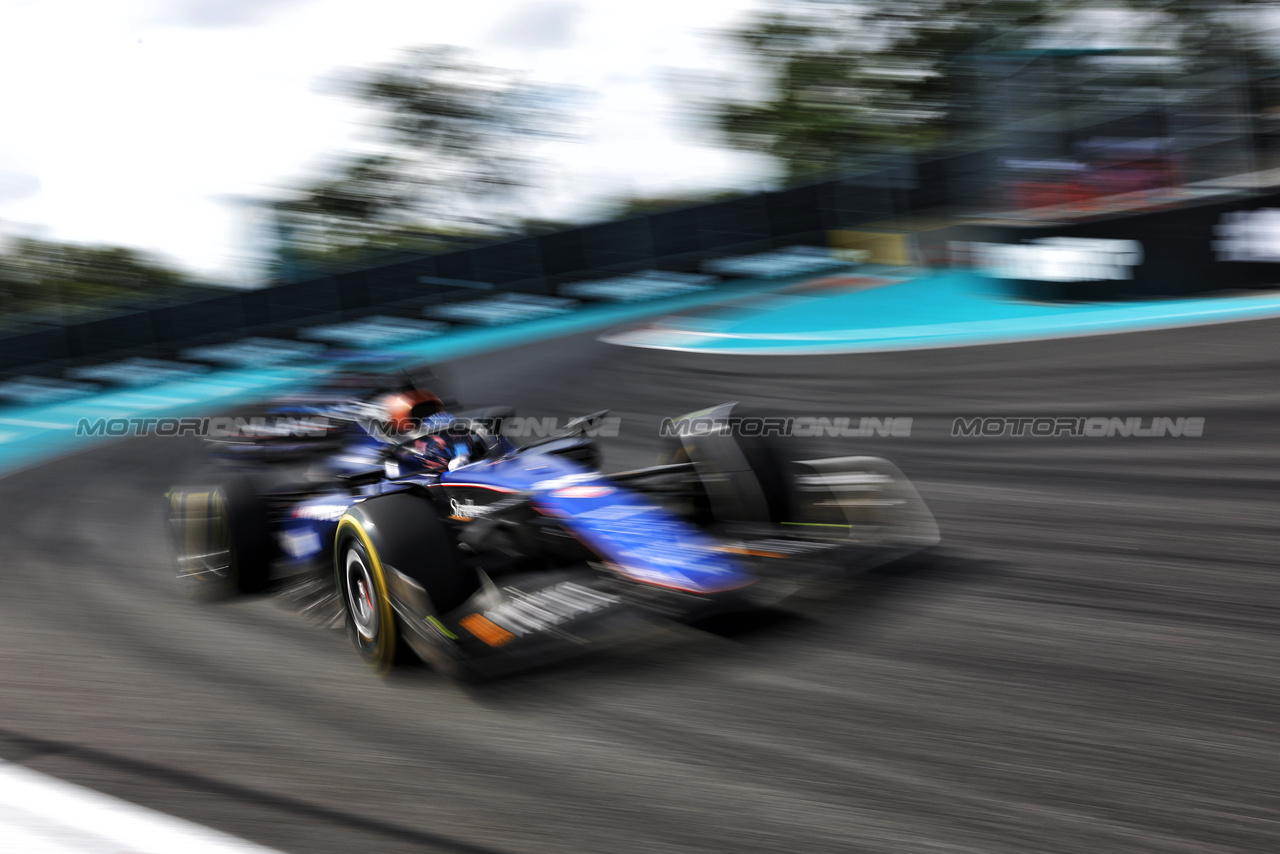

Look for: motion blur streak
[0,320,1276,853]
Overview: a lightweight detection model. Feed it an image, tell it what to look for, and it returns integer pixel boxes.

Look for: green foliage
[706,1,1052,183]
[599,192,745,220]
[0,237,194,318]
[276,46,562,268]
[702,1,1279,183]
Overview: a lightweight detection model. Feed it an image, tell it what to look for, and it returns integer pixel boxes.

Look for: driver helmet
[380,389,445,435]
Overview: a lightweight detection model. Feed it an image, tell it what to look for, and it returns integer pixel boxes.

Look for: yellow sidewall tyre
[334,516,402,673]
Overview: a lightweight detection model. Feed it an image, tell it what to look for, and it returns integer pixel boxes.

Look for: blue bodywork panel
[267,419,754,596]
[443,454,753,594]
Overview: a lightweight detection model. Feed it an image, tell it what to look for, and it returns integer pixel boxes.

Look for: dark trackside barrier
[8,170,1280,376]
[0,150,1026,376]
[950,190,1280,301]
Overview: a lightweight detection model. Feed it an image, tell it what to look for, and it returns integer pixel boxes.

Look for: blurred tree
[702,1,1053,183]
[0,237,194,319]
[701,1,1278,184]
[1124,0,1278,53]
[600,191,744,219]
[275,46,562,271]
[1121,1,1280,121]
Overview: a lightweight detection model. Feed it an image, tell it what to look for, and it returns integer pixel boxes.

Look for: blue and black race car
[168,393,939,679]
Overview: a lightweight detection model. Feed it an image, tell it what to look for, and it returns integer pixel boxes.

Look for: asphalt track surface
[0,318,1277,853]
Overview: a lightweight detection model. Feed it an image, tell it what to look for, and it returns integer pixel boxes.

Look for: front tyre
[334,520,403,672]
[334,494,477,673]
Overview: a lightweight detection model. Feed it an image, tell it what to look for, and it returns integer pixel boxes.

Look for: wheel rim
[344,546,379,641]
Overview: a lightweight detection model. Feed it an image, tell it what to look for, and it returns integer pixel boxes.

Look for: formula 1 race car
[168,401,939,678]
[193,353,456,465]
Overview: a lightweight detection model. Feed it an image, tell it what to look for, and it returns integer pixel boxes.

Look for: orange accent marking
[716,546,788,559]
[460,613,515,647]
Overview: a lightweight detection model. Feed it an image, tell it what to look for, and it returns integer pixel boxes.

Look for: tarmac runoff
[600,270,1280,355]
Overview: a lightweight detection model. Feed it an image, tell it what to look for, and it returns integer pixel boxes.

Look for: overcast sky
[0,0,769,282]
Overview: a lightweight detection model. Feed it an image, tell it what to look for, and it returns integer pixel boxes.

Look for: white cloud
[486,1,583,51]
[0,0,768,280]
[151,0,316,29]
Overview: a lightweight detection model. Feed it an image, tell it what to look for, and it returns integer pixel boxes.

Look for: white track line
[601,302,1280,355]
[0,418,74,430]
[0,761,284,854]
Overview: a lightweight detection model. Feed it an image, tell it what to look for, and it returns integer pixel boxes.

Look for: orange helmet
[381,389,445,433]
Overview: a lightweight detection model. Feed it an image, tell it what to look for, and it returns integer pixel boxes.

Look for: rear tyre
[661,404,794,525]
[728,429,792,523]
